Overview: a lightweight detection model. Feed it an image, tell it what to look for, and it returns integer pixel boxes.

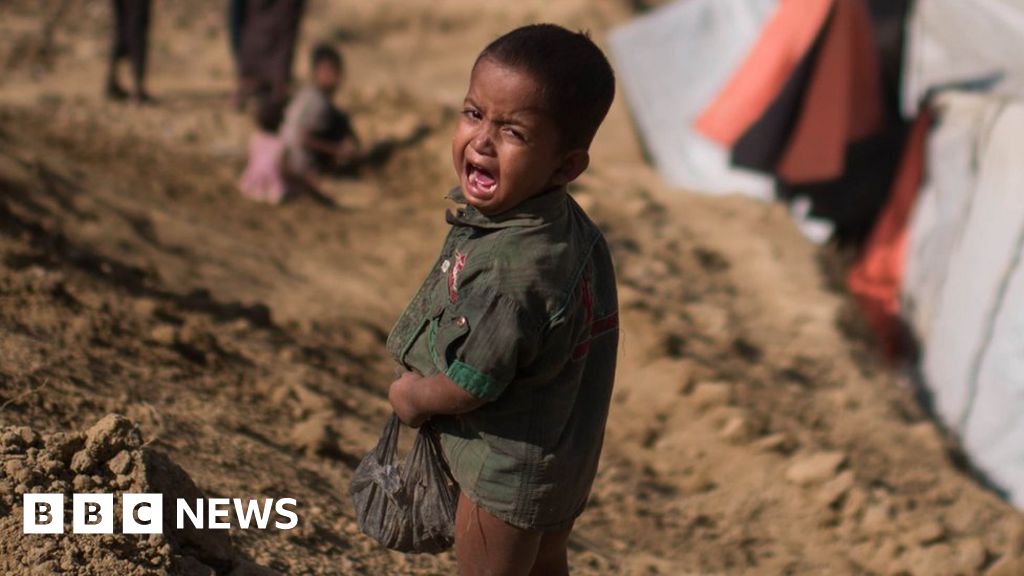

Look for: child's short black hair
[311,42,343,71]
[255,96,285,133]
[476,24,615,149]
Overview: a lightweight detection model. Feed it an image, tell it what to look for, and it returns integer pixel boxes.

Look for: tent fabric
[845,108,931,361]
[694,0,834,147]
[728,21,824,176]
[775,0,884,183]
[613,0,905,243]
[902,0,1024,117]
[607,0,776,198]
[914,96,1023,431]
[969,207,1024,508]
[697,0,889,191]
[773,0,911,246]
[865,0,912,122]
[897,92,1024,506]
[901,93,1004,340]
[777,123,906,246]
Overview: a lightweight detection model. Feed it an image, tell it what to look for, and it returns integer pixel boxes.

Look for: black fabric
[310,109,356,170]
[238,0,305,98]
[777,0,914,247]
[110,0,151,83]
[730,7,833,174]
[349,414,458,554]
[778,123,909,246]
[866,0,914,122]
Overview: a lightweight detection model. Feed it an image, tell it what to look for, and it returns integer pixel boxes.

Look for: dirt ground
[2,1,1023,574]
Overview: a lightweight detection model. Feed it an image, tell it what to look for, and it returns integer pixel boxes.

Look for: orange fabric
[847,109,932,361]
[695,0,834,146]
[776,0,884,183]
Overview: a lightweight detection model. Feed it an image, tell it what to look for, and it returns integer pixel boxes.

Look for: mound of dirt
[0,414,234,576]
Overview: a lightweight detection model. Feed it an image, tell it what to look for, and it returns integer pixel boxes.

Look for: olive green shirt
[386,186,619,530]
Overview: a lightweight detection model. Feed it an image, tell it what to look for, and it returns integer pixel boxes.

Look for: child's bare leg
[455,492,541,576]
[528,523,573,576]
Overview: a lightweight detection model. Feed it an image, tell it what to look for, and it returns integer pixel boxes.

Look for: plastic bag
[349,414,458,554]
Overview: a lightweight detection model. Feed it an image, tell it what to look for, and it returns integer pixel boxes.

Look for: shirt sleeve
[438,288,539,402]
[283,90,324,141]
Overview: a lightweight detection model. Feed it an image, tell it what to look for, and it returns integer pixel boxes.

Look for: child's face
[314,61,341,94]
[452,58,584,215]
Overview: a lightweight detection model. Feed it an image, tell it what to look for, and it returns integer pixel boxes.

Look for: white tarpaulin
[608,0,776,199]
[902,93,1003,339]
[903,91,1024,506]
[902,0,1024,117]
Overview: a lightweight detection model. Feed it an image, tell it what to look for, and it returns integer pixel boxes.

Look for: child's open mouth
[466,162,498,200]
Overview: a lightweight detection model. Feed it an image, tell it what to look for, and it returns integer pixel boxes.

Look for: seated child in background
[385,24,619,576]
[238,97,287,204]
[281,43,360,185]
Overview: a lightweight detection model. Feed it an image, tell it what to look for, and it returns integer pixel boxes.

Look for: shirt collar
[445,186,567,229]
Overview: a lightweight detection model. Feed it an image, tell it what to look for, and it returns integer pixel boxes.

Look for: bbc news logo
[23,494,298,534]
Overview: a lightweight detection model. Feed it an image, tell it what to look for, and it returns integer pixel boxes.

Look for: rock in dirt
[43,432,84,464]
[69,449,95,473]
[898,540,985,576]
[908,421,945,453]
[107,449,133,475]
[291,382,331,415]
[859,540,901,573]
[680,469,717,494]
[290,412,339,457]
[150,323,179,345]
[82,413,143,463]
[690,381,732,411]
[860,502,894,534]
[753,432,792,453]
[955,538,988,573]
[842,487,869,520]
[785,451,846,486]
[719,415,751,443]
[816,470,855,508]
[987,554,1024,576]
[0,414,235,576]
[132,297,159,318]
[907,519,946,546]
[901,543,957,576]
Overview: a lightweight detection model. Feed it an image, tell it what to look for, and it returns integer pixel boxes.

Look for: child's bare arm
[302,133,343,155]
[303,132,359,164]
[388,371,486,427]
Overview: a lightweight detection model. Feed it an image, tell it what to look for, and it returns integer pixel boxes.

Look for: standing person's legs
[227,0,246,64]
[238,0,271,105]
[269,0,305,102]
[125,0,152,101]
[106,0,129,99]
[228,0,248,109]
[454,492,573,576]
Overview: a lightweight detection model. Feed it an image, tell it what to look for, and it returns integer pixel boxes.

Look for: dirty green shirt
[386,186,619,530]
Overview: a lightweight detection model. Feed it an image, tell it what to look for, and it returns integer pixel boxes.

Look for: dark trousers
[109,0,152,87]
[238,0,305,100]
[228,0,246,67]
